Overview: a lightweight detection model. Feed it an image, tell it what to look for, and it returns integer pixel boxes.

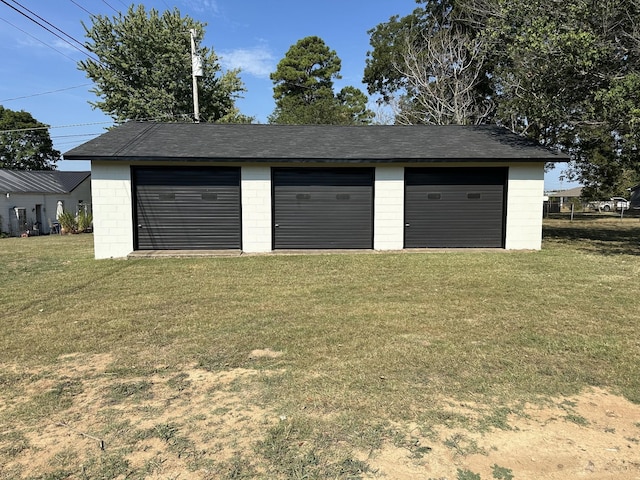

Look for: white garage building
[63,122,566,259]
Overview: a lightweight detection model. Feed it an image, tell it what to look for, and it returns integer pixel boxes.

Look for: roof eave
[64,155,566,163]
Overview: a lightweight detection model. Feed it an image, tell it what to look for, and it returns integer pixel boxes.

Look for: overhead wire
[69,0,93,16]
[0,1,194,143]
[5,0,85,50]
[101,0,119,14]
[0,0,102,64]
[0,16,78,63]
[0,84,93,103]
[0,121,115,134]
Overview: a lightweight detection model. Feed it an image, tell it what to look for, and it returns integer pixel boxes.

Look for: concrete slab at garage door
[272,168,374,249]
[405,167,507,248]
[134,167,241,250]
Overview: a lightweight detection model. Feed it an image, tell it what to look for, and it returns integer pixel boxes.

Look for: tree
[0,106,60,170]
[270,36,373,125]
[365,1,494,126]
[482,0,640,196]
[364,0,640,194]
[79,5,250,123]
[392,19,492,125]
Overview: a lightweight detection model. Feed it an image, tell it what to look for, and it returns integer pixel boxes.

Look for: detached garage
[63,123,567,259]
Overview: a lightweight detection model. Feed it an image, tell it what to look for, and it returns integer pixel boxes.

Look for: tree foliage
[270,36,373,125]
[79,5,250,123]
[364,0,640,195]
[0,106,60,170]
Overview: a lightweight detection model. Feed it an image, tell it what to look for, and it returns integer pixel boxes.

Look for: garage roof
[0,169,90,194]
[63,122,568,162]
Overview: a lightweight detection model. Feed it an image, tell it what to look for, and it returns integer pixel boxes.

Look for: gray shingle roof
[63,122,567,163]
[0,170,90,194]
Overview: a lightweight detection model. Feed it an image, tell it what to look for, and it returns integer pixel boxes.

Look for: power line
[0,116,199,135]
[0,16,78,64]
[6,0,85,51]
[0,121,114,134]
[101,0,119,14]
[0,0,101,64]
[51,133,103,139]
[69,0,93,16]
[0,84,93,103]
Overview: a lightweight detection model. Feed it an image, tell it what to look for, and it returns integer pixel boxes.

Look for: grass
[0,216,639,478]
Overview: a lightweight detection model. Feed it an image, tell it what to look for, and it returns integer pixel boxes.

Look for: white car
[592,197,630,211]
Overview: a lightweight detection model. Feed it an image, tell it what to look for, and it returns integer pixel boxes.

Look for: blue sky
[0,0,574,190]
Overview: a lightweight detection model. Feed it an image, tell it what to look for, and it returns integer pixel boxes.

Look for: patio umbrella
[56,201,64,220]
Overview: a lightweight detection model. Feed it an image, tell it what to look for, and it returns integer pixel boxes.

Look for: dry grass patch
[0,219,639,478]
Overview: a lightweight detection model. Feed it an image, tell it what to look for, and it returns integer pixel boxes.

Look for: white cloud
[182,0,220,15]
[220,44,275,78]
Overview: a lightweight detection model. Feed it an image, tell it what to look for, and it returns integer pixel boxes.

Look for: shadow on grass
[543,214,640,256]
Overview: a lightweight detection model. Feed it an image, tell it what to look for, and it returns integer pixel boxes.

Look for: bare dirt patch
[364,388,640,479]
[1,354,639,479]
[0,354,277,479]
[249,348,284,360]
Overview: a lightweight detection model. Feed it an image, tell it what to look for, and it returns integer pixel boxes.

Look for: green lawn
[1,217,639,479]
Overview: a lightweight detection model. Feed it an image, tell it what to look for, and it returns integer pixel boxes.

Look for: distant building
[0,169,91,236]
[544,186,583,214]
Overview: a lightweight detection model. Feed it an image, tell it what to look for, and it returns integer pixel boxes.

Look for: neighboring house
[544,186,584,213]
[0,169,91,236]
[63,122,567,259]
[631,184,640,209]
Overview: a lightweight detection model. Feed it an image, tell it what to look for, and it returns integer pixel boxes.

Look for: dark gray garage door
[272,168,374,249]
[134,167,241,250]
[405,167,507,248]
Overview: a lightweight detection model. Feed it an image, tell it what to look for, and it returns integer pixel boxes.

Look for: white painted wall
[505,163,545,250]
[241,166,272,253]
[374,166,405,251]
[91,162,134,259]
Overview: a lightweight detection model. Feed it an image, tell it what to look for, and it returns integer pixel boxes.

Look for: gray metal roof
[547,186,583,197]
[63,122,567,163]
[0,169,90,194]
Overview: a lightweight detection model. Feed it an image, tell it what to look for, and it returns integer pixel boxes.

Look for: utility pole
[190,28,203,123]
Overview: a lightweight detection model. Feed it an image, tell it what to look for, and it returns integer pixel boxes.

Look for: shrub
[57,211,77,234]
[77,210,93,233]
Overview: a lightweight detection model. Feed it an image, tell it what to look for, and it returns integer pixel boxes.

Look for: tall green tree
[364,0,640,195]
[79,5,251,123]
[482,0,640,196]
[270,36,373,125]
[0,106,60,170]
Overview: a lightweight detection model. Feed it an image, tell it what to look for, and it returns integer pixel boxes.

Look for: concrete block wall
[87,162,546,258]
[91,163,134,259]
[505,163,545,250]
[374,166,404,251]
[241,166,272,253]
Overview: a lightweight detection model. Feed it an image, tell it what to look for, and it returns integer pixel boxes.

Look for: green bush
[77,210,93,233]
[57,211,77,234]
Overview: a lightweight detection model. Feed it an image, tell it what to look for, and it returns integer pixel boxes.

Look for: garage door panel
[273,168,373,249]
[405,168,506,248]
[134,167,241,250]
